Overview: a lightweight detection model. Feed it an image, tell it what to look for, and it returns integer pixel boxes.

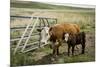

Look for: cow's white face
[41,27,50,44]
[64,33,69,42]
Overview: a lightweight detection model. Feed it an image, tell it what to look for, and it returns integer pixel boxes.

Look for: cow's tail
[82,32,86,45]
[81,31,86,54]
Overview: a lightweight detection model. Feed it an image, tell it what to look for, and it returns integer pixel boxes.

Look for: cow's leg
[81,44,85,54]
[72,45,75,56]
[55,45,60,56]
[57,44,61,55]
[52,40,62,57]
[53,48,55,55]
[53,46,56,55]
[57,40,62,55]
[57,47,59,55]
[53,48,56,57]
[68,44,71,56]
[52,45,58,57]
[57,46,59,55]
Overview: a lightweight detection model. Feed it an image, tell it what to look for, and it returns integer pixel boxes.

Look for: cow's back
[61,23,80,34]
[73,24,80,33]
[49,23,80,41]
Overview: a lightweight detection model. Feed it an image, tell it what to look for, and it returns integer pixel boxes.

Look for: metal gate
[10,15,57,54]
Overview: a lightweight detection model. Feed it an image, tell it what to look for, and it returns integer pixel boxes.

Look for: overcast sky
[20,0,96,8]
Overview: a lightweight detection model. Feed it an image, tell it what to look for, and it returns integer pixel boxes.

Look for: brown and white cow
[38,23,80,56]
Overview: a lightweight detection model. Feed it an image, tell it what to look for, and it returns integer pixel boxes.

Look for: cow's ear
[37,28,42,32]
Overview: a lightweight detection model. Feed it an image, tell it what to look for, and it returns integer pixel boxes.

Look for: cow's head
[37,26,50,44]
[64,33,69,42]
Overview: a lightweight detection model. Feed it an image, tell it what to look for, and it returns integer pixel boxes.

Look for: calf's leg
[57,47,59,55]
[81,44,85,54]
[68,44,71,56]
[72,45,75,56]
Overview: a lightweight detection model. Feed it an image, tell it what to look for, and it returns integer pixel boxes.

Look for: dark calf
[64,32,86,56]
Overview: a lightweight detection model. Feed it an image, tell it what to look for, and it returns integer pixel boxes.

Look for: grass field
[11,0,94,10]
[10,1,95,66]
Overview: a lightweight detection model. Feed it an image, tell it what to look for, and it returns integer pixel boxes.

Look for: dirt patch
[30,31,95,65]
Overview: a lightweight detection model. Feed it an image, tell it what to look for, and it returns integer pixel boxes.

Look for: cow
[64,32,86,56]
[37,23,80,57]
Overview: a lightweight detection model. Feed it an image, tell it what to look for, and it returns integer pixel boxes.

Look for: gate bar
[21,17,39,52]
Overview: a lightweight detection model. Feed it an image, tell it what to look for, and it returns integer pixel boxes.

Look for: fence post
[45,18,50,27]
[38,18,42,47]
[41,18,46,26]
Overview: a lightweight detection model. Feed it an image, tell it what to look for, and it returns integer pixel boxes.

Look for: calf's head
[64,33,69,42]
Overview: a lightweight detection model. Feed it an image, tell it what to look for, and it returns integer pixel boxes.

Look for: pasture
[10,7,95,66]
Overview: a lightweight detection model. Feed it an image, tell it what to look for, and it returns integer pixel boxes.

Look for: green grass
[10,1,95,10]
[10,45,51,66]
[64,54,95,63]
[11,45,95,66]
[10,52,36,66]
